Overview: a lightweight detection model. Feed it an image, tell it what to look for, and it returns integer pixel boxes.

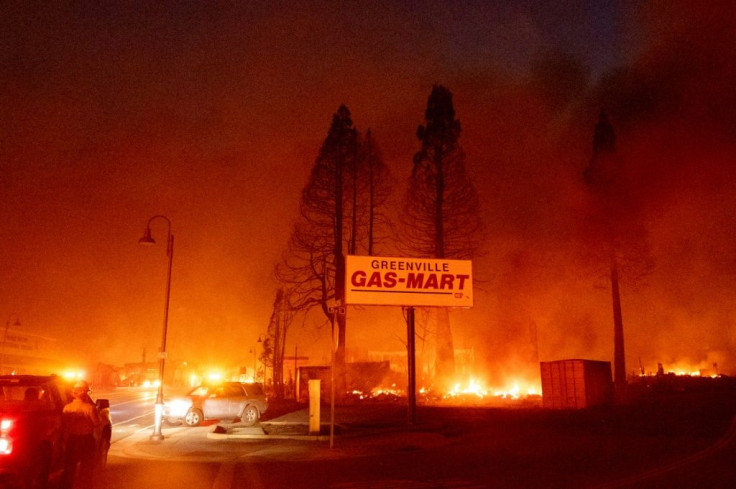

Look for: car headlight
[165,398,192,417]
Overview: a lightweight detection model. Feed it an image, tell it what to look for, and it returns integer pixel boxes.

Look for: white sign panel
[345,255,473,307]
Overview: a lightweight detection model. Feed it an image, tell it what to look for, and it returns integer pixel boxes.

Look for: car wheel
[240,405,259,426]
[184,408,203,426]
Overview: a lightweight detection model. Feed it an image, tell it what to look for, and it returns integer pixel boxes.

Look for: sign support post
[328,303,344,448]
[344,255,473,427]
[406,306,416,425]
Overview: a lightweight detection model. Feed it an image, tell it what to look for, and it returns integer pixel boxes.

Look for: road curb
[207,422,332,441]
[206,431,331,441]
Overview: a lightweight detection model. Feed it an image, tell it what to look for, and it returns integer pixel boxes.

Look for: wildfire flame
[638,362,721,378]
[445,377,540,401]
[350,376,542,405]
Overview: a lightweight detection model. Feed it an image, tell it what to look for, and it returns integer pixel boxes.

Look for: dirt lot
[261,380,736,487]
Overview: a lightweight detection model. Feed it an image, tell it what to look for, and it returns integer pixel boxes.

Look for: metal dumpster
[540,359,613,409]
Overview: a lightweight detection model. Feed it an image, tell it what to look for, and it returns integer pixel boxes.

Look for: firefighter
[61,380,101,489]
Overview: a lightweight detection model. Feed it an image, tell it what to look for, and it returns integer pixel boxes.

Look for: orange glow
[61,370,86,382]
[448,377,487,398]
[370,385,403,398]
[186,370,227,387]
[639,361,720,378]
[444,377,541,401]
[206,371,223,382]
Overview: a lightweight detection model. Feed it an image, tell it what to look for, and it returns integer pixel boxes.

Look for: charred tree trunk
[433,151,445,259]
[272,318,283,399]
[367,139,375,256]
[334,147,347,398]
[432,148,455,383]
[610,252,626,391]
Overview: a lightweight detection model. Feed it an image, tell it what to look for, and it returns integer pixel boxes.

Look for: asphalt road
[73,386,736,489]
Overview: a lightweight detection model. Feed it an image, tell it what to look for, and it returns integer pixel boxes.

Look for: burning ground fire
[637,361,722,379]
[353,377,542,406]
[441,377,541,405]
[347,360,726,406]
[447,378,541,399]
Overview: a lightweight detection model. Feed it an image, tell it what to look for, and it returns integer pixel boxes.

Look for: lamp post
[139,215,174,442]
[1,317,21,375]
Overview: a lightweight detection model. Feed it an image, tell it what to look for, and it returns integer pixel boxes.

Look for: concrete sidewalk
[108,402,447,462]
[207,407,331,441]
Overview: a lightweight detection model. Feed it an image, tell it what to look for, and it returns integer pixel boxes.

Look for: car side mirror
[96,399,110,410]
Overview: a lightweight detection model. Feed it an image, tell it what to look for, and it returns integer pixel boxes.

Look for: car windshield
[188,386,210,397]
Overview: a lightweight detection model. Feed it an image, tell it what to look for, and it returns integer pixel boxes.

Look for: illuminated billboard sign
[345,255,473,307]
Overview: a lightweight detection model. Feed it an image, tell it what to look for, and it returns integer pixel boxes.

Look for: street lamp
[1,317,21,375]
[139,215,174,442]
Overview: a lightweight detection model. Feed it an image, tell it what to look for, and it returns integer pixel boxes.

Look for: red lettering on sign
[440,274,454,289]
[406,273,424,288]
[351,270,366,286]
[366,271,382,287]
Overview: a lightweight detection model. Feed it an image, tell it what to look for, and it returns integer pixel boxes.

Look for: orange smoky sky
[2,1,735,380]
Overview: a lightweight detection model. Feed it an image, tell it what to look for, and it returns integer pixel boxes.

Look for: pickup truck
[0,375,111,489]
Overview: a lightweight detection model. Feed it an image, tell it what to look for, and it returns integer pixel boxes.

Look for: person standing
[61,381,100,489]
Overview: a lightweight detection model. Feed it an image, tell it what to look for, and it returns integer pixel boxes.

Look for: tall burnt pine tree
[265,288,294,399]
[277,105,391,395]
[400,85,483,389]
[583,112,653,394]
